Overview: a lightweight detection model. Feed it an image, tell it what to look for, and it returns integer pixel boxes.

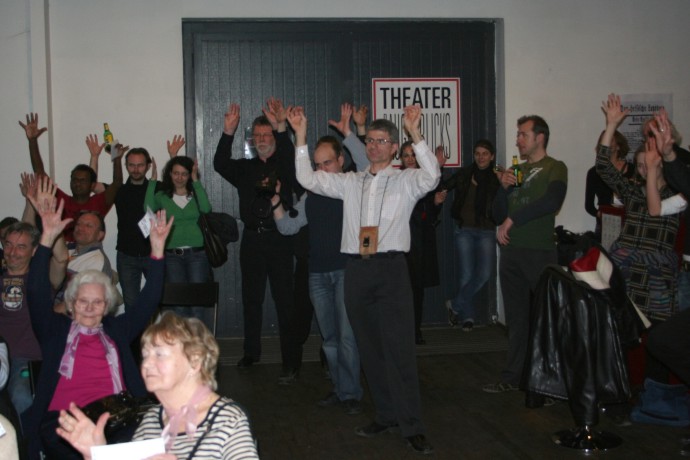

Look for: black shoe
[355,421,399,438]
[317,392,340,407]
[342,399,362,415]
[237,356,258,368]
[278,368,299,385]
[406,434,434,455]
[462,321,474,332]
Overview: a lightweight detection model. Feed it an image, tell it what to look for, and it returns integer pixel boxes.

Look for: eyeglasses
[364,138,394,146]
[74,298,106,309]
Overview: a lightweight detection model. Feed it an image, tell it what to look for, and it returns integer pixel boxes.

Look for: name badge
[359,226,379,256]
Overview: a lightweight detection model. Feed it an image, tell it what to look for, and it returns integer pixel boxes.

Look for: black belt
[165,247,205,255]
[682,260,690,272]
[244,226,276,234]
[349,251,405,260]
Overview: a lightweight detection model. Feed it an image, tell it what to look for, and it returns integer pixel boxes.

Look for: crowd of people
[0,92,689,458]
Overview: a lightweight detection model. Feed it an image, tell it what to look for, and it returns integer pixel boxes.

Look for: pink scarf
[58,321,123,394]
[161,385,213,451]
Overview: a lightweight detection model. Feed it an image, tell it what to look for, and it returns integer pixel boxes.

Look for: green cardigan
[144,180,211,249]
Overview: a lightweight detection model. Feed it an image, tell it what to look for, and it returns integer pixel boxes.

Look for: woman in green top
[145,156,213,329]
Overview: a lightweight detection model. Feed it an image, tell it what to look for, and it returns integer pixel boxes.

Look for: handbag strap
[185,400,240,460]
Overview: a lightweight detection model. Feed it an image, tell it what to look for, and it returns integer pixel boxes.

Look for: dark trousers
[290,226,313,369]
[239,229,296,368]
[647,308,690,385]
[344,254,424,437]
[499,246,556,386]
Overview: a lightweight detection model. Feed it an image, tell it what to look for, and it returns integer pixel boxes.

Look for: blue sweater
[25,245,164,459]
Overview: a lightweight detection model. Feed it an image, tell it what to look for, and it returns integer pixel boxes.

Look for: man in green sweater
[484,115,568,404]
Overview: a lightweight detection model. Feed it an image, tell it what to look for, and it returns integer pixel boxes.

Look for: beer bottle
[512,155,523,188]
[103,123,114,153]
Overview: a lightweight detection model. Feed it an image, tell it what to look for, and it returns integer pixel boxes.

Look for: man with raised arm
[291,104,439,455]
[18,114,123,243]
[213,99,301,384]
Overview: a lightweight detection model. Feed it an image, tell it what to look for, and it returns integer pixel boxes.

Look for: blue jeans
[451,226,496,323]
[9,356,32,425]
[678,270,690,311]
[309,270,362,401]
[116,251,151,312]
[164,249,213,330]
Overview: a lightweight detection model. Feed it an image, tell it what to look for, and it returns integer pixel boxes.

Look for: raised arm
[263,97,288,133]
[86,134,107,194]
[645,139,663,216]
[18,113,48,175]
[353,104,369,137]
[103,143,126,207]
[19,172,38,225]
[167,135,186,158]
[328,103,354,138]
[600,94,629,148]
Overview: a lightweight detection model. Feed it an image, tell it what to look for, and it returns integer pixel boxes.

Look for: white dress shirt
[295,140,440,254]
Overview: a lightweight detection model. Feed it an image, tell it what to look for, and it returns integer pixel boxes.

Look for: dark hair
[78,210,106,233]
[596,130,630,161]
[252,115,273,132]
[473,139,496,156]
[0,217,19,231]
[517,115,550,149]
[71,164,97,183]
[125,147,152,164]
[367,119,400,145]
[314,136,344,158]
[5,222,40,247]
[161,156,195,197]
[399,141,415,170]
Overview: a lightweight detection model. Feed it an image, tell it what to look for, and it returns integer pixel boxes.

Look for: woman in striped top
[56,312,258,459]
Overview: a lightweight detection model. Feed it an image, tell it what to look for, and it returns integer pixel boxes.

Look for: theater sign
[372,78,461,167]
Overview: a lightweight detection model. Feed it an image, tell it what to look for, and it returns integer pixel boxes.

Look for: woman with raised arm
[595,93,681,321]
[25,176,172,460]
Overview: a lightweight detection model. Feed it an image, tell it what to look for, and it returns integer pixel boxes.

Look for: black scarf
[471,162,495,224]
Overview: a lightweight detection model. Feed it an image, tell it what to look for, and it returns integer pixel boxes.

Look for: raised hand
[223,103,241,136]
[30,176,73,247]
[192,158,199,181]
[166,135,186,157]
[263,97,288,131]
[286,106,307,146]
[19,172,37,200]
[601,93,629,128]
[150,156,158,181]
[403,105,423,143]
[110,143,129,162]
[85,134,105,159]
[328,103,353,137]
[149,210,174,259]
[56,402,108,459]
[19,113,48,140]
[650,108,675,159]
[644,138,662,169]
[353,104,369,131]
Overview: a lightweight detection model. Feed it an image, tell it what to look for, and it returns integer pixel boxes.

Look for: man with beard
[214,99,301,384]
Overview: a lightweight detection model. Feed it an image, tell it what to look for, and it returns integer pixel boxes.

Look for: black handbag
[82,391,158,441]
[193,191,236,268]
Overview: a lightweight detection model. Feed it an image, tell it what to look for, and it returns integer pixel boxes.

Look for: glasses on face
[364,137,393,146]
[74,298,106,309]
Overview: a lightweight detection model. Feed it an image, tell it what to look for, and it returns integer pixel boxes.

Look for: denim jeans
[164,249,213,330]
[116,251,151,312]
[309,270,362,401]
[678,270,690,311]
[451,226,496,323]
[9,356,32,425]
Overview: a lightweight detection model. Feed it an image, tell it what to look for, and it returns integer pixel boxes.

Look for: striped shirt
[133,397,258,459]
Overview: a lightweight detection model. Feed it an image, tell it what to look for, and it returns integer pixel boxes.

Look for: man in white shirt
[291,104,439,455]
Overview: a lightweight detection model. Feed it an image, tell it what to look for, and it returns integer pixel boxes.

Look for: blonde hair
[141,312,219,390]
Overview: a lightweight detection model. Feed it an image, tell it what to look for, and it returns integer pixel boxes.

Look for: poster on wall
[372,78,461,167]
[619,94,673,157]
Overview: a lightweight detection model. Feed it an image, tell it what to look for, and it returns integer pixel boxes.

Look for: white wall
[2,0,690,261]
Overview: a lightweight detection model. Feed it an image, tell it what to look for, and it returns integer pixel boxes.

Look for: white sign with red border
[372,77,461,167]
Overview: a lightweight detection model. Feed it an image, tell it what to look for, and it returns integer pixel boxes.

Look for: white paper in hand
[139,207,157,239]
[91,437,165,460]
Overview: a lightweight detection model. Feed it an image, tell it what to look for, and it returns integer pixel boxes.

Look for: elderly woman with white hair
[24,181,173,460]
[56,312,258,459]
